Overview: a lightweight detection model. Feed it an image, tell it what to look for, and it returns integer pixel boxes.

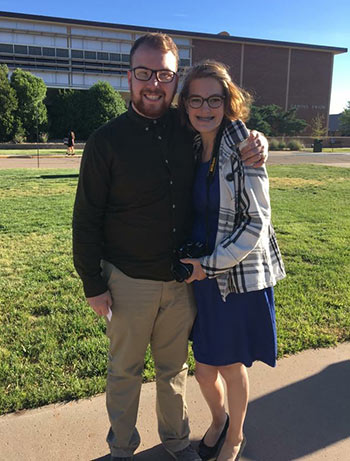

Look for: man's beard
[130,83,176,119]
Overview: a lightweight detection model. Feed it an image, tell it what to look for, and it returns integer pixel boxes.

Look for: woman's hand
[240,130,268,167]
[180,258,207,283]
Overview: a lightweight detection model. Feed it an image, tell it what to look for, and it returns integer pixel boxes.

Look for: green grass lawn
[1,147,349,157]
[303,147,350,153]
[0,165,349,415]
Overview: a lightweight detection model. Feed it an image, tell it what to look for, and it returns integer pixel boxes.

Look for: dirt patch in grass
[270,177,324,188]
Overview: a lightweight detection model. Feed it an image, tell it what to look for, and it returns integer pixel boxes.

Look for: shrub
[39,132,49,143]
[287,140,304,151]
[269,139,279,151]
[278,140,286,150]
[12,126,26,143]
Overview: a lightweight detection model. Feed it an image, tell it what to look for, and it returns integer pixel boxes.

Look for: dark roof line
[0,11,347,54]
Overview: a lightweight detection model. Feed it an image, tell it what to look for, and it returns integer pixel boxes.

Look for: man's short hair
[130,33,179,67]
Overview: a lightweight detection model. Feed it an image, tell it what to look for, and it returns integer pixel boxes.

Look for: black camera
[171,241,207,282]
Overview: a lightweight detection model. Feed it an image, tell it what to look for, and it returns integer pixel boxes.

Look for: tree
[247,104,307,136]
[46,88,86,139]
[10,68,48,141]
[246,105,272,136]
[309,113,327,138]
[339,101,350,136]
[82,81,126,139]
[0,64,18,142]
[47,82,127,140]
[278,107,307,136]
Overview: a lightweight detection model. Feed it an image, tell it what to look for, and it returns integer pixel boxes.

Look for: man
[73,33,266,461]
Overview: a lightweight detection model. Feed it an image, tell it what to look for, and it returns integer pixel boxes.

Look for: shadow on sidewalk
[92,360,350,461]
[243,360,350,460]
[92,443,181,460]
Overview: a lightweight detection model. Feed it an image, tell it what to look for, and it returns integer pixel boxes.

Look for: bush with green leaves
[0,64,18,142]
[10,68,48,142]
[339,101,350,136]
[269,139,280,151]
[287,140,304,151]
[247,104,307,137]
[278,140,286,149]
[82,81,127,139]
[47,82,127,140]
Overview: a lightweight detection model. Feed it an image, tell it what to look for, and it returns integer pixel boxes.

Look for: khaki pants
[102,261,196,458]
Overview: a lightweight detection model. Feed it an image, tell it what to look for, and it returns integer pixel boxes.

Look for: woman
[67,130,75,156]
[177,61,286,461]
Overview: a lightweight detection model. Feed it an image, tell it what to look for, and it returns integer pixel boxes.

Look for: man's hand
[180,258,207,284]
[86,290,113,317]
[240,130,268,167]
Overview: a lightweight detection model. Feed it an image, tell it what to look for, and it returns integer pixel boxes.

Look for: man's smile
[143,92,164,102]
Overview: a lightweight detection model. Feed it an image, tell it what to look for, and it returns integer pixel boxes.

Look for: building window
[72,49,84,58]
[85,67,103,73]
[15,56,35,62]
[43,47,56,57]
[84,50,96,60]
[0,43,13,53]
[56,48,69,57]
[97,52,109,60]
[180,58,191,67]
[121,54,130,63]
[28,46,42,56]
[110,53,121,61]
[14,45,28,54]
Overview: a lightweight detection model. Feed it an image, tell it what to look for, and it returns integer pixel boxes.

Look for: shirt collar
[127,103,170,128]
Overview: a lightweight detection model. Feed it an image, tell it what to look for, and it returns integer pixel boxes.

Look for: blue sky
[1,0,349,113]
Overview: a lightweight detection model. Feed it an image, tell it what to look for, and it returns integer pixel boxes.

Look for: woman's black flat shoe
[198,413,229,461]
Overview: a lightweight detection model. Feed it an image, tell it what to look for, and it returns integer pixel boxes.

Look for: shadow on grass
[40,174,79,179]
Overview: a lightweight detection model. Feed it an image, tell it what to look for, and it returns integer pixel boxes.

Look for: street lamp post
[36,104,40,168]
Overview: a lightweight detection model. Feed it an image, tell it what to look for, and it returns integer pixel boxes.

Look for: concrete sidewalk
[1,343,349,461]
[1,151,350,169]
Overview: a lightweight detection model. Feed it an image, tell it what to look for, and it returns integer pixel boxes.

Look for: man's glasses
[131,67,177,83]
[187,95,225,109]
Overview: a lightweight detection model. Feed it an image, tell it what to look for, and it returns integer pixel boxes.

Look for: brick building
[0,11,347,131]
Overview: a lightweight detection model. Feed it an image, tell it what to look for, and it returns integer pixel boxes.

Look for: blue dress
[191,160,277,368]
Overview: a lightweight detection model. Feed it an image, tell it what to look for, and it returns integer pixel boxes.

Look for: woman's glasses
[187,95,225,109]
[131,67,177,83]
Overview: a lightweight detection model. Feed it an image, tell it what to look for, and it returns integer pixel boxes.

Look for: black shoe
[111,456,133,460]
[198,414,229,461]
[165,444,201,460]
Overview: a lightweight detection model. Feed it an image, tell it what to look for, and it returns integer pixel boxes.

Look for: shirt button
[173,228,176,232]
[158,135,162,140]
[165,159,169,164]
[172,204,176,208]
[145,127,149,131]
[170,180,173,185]
[153,120,157,124]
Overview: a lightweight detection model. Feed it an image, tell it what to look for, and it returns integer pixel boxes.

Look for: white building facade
[0,12,192,92]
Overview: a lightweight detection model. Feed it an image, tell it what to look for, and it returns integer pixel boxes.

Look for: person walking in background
[66,130,75,155]
[73,34,268,461]
[178,61,286,461]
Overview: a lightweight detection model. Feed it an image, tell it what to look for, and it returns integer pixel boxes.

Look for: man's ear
[127,70,132,90]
